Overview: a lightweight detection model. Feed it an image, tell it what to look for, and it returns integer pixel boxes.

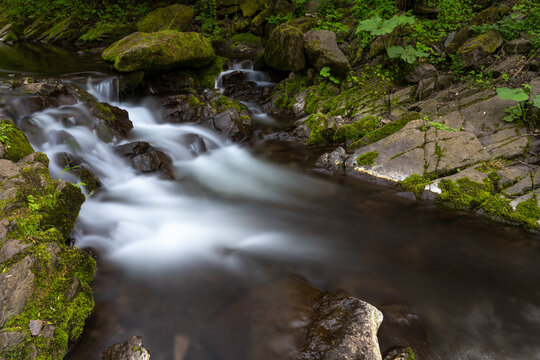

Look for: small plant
[27,195,40,212]
[0,121,13,148]
[496,85,540,123]
[320,66,341,84]
[356,14,428,63]
[356,151,379,166]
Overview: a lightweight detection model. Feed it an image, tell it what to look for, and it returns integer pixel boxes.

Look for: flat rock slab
[461,96,516,137]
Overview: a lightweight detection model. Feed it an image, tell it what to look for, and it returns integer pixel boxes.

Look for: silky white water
[23,77,327,273]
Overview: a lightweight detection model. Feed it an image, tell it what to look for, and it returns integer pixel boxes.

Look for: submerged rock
[136,4,194,33]
[102,336,151,360]
[264,24,306,72]
[102,31,215,73]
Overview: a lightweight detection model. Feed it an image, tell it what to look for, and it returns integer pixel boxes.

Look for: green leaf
[356,15,395,35]
[533,94,540,108]
[386,45,403,58]
[496,87,529,102]
[320,66,331,77]
[503,114,516,122]
[395,14,416,26]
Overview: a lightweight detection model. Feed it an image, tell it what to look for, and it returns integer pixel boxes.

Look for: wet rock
[200,276,383,360]
[212,108,251,141]
[264,24,306,72]
[0,332,26,352]
[102,31,216,73]
[301,293,383,360]
[0,256,35,326]
[405,64,438,84]
[316,147,348,174]
[90,102,133,139]
[115,141,175,179]
[303,30,351,77]
[136,4,194,33]
[457,30,503,68]
[101,335,151,360]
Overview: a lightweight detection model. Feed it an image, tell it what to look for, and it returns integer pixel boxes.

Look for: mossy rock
[287,17,318,33]
[102,30,216,73]
[79,22,132,43]
[457,30,503,67]
[0,119,34,162]
[264,24,305,72]
[136,4,194,33]
[172,56,227,89]
[240,0,266,17]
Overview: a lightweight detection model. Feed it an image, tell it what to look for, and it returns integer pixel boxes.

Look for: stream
[1,44,540,360]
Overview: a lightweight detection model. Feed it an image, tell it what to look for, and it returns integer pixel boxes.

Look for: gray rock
[315,147,348,173]
[0,256,35,326]
[302,293,383,360]
[457,30,503,68]
[0,331,26,352]
[425,129,490,174]
[303,30,351,77]
[497,165,531,189]
[405,64,437,84]
[346,120,427,181]
[416,77,437,100]
[29,320,43,336]
[101,336,150,360]
[503,38,532,55]
[461,95,516,137]
[492,55,522,77]
[0,159,20,179]
[480,126,529,159]
[0,239,31,263]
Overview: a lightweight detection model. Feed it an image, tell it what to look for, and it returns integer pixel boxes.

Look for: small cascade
[18,75,326,272]
[215,60,275,90]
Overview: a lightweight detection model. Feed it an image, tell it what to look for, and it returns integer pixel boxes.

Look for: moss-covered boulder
[240,0,266,17]
[264,24,305,72]
[0,119,34,162]
[457,30,503,67]
[136,4,194,33]
[303,30,351,77]
[102,30,216,73]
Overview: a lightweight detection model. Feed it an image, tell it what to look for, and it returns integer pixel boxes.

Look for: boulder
[102,31,216,73]
[114,141,175,179]
[405,64,438,84]
[503,37,533,55]
[303,30,351,77]
[89,102,133,139]
[240,0,266,17]
[102,336,151,360]
[264,24,306,72]
[457,30,503,68]
[136,4,194,33]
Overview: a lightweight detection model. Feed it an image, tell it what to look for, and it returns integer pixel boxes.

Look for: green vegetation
[0,120,34,162]
[399,174,433,198]
[496,85,540,124]
[356,151,378,166]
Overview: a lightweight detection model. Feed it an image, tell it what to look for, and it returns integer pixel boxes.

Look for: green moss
[435,141,445,158]
[405,347,416,360]
[0,119,34,162]
[304,113,334,145]
[216,96,246,113]
[436,178,492,210]
[333,115,381,143]
[356,151,379,166]
[79,22,131,42]
[231,32,262,46]
[482,195,540,231]
[173,56,226,89]
[399,174,432,198]
[136,4,194,33]
[349,112,420,150]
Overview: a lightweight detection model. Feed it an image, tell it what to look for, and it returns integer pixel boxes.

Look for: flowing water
[1,45,540,360]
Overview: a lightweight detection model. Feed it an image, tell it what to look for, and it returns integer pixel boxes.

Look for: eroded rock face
[264,24,306,72]
[102,31,216,73]
[102,336,151,360]
[303,30,351,77]
[0,256,35,327]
